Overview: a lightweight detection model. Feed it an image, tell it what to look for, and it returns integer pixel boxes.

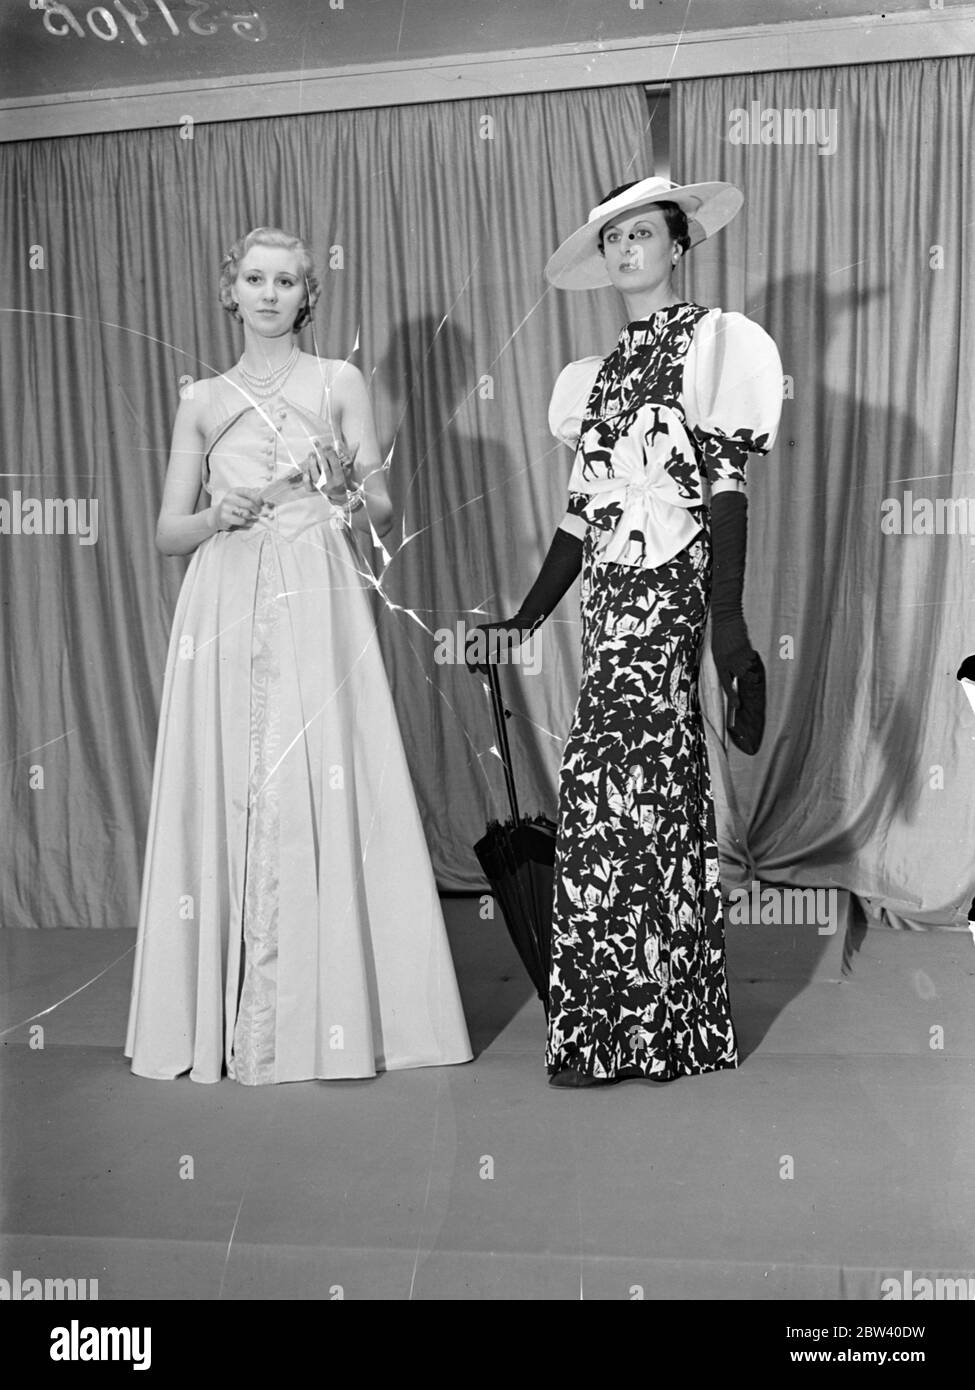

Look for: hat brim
[544,182,743,290]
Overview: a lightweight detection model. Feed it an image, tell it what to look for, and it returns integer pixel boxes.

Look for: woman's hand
[211,487,264,531]
[465,621,530,676]
[465,525,584,674]
[301,438,359,504]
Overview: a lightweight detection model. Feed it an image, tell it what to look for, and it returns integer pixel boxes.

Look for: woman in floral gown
[475,178,782,1086]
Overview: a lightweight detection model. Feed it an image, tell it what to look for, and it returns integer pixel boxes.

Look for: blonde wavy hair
[218,227,321,332]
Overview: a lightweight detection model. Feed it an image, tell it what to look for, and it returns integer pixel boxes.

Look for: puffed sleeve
[682,309,783,487]
[548,356,603,450]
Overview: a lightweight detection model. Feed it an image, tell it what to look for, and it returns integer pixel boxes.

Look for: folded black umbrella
[473,663,556,1016]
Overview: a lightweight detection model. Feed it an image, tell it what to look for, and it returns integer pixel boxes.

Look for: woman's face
[600,207,676,293]
[234,245,307,336]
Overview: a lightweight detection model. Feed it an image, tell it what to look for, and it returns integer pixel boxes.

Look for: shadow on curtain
[0,85,654,926]
[673,56,975,934]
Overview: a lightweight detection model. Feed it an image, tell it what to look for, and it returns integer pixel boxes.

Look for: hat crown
[587,177,677,225]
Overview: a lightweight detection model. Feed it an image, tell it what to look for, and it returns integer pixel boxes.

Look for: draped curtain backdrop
[0,85,652,925]
[673,57,975,928]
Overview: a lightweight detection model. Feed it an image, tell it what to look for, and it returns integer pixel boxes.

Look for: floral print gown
[544,303,783,1081]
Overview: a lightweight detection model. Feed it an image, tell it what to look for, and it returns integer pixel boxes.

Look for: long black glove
[710,490,765,755]
[466,526,583,675]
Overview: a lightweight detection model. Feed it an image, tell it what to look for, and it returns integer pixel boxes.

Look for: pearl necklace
[236,343,300,397]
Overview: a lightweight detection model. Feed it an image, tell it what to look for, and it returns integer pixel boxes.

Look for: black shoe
[549,1067,615,1088]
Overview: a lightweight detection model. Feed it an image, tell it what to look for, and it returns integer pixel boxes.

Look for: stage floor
[2,896,974,1300]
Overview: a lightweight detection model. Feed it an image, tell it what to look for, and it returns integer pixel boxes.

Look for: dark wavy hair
[595,184,692,257]
[218,227,320,332]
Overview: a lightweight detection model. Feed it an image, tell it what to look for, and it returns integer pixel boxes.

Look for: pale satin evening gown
[126,356,472,1083]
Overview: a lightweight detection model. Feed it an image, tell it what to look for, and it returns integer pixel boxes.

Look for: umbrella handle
[487,662,522,827]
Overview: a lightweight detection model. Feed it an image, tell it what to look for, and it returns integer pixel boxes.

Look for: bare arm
[711,477,746,497]
[332,363,394,539]
[557,507,588,540]
[155,385,260,556]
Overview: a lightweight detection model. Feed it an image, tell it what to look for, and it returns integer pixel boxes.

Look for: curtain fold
[673,58,975,927]
[0,85,652,925]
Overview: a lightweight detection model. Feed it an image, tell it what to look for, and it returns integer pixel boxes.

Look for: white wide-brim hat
[544,176,744,290]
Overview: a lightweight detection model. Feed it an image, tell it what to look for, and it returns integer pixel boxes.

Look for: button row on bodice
[263,399,285,477]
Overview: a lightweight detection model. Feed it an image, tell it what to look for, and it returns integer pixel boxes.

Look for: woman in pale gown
[126,226,472,1084]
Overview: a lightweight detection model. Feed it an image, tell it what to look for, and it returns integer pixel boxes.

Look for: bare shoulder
[290,352,362,398]
[180,373,234,438]
[325,358,367,395]
[179,374,218,413]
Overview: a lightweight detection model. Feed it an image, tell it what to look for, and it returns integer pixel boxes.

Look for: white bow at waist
[569,403,704,569]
